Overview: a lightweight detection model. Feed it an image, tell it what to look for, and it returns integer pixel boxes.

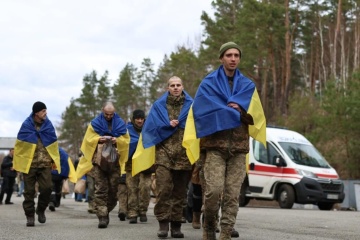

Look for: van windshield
[278,142,331,168]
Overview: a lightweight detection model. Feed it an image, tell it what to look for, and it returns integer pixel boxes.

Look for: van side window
[268,144,280,165]
[253,141,269,164]
[253,141,281,166]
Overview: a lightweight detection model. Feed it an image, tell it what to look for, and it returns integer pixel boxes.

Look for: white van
[240,126,345,210]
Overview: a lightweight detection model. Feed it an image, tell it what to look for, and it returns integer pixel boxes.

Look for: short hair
[167,76,183,86]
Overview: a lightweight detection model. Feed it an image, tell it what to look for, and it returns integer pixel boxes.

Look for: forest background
[38,0,360,180]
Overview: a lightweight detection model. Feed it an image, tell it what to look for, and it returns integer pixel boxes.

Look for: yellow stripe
[132,134,155,176]
[248,89,267,147]
[46,141,61,173]
[80,125,100,162]
[67,157,77,183]
[182,106,200,164]
[76,156,93,180]
[117,131,130,174]
[13,139,36,173]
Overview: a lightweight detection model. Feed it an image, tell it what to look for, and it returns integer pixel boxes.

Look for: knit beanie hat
[219,42,242,58]
[32,101,47,113]
[132,109,145,120]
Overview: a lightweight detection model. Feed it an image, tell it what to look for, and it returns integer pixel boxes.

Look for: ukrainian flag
[132,91,193,176]
[183,66,266,163]
[13,114,61,174]
[76,112,130,179]
[51,148,77,183]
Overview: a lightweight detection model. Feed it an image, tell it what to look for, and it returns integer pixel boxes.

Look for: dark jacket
[1,154,17,178]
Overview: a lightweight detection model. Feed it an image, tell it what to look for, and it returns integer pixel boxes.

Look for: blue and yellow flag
[51,148,77,183]
[183,66,266,163]
[132,91,193,176]
[13,114,61,174]
[127,122,140,158]
[76,112,130,179]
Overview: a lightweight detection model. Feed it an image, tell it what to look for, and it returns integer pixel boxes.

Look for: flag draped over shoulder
[76,112,130,179]
[13,114,61,174]
[132,91,193,176]
[51,148,77,183]
[183,66,266,163]
[127,123,140,158]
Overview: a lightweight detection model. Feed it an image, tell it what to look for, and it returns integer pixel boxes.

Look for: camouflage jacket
[31,121,53,168]
[155,94,192,171]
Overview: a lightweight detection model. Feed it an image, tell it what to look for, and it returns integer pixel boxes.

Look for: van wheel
[317,202,334,210]
[239,180,250,207]
[277,185,295,209]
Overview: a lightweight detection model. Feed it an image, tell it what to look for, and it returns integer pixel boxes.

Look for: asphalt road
[0,195,359,240]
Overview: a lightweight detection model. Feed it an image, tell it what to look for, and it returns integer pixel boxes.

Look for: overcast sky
[0,0,214,138]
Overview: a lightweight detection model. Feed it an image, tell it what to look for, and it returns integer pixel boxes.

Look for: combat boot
[203,220,216,240]
[203,229,216,240]
[231,228,239,238]
[98,216,108,228]
[105,214,110,226]
[170,221,184,238]
[219,228,233,240]
[139,214,147,222]
[26,215,35,227]
[118,212,126,221]
[192,212,201,229]
[36,209,46,224]
[49,202,56,212]
[157,220,169,238]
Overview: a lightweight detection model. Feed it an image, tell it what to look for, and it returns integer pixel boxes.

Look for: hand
[170,119,179,127]
[227,102,241,112]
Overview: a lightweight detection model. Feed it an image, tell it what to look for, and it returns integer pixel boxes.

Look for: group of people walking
[6,41,266,240]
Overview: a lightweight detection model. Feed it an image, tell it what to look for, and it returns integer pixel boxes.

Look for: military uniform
[117,173,127,220]
[154,94,192,230]
[201,110,249,239]
[125,158,152,222]
[92,144,121,220]
[23,126,54,217]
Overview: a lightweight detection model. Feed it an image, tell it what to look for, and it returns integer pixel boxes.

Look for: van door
[248,140,285,198]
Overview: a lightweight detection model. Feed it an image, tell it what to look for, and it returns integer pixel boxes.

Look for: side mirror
[273,155,286,167]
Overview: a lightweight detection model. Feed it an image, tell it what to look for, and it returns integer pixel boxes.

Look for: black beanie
[132,109,145,119]
[32,101,47,113]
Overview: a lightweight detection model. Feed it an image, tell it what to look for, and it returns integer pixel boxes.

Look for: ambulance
[240,126,345,210]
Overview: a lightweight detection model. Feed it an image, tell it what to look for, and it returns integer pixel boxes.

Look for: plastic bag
[74,179,86,194]
[101,140,119,163]
[62,179,70,195]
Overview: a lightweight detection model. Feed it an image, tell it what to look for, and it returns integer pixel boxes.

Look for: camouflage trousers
[117,183,127,214]
[154,165,191,222]
[125,170,152,218]
[92,164,120,217]
[86,175,95,211]
[23,167,53,216]
[203,150,246,234]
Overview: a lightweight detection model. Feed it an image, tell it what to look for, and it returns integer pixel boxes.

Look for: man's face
[34,109,47,123]
[9,149,14,157]
[103,109,115,121]
[220,48,241,72]
[134,118,144,128]
[168,78,183,97]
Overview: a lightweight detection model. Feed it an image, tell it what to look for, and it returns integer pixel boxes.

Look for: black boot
[231,228,239,238]
[98,216,108,228]
[171,221,184,238]
[36,209,46,224]
[157,220,169,238]
[26,215,35,227]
